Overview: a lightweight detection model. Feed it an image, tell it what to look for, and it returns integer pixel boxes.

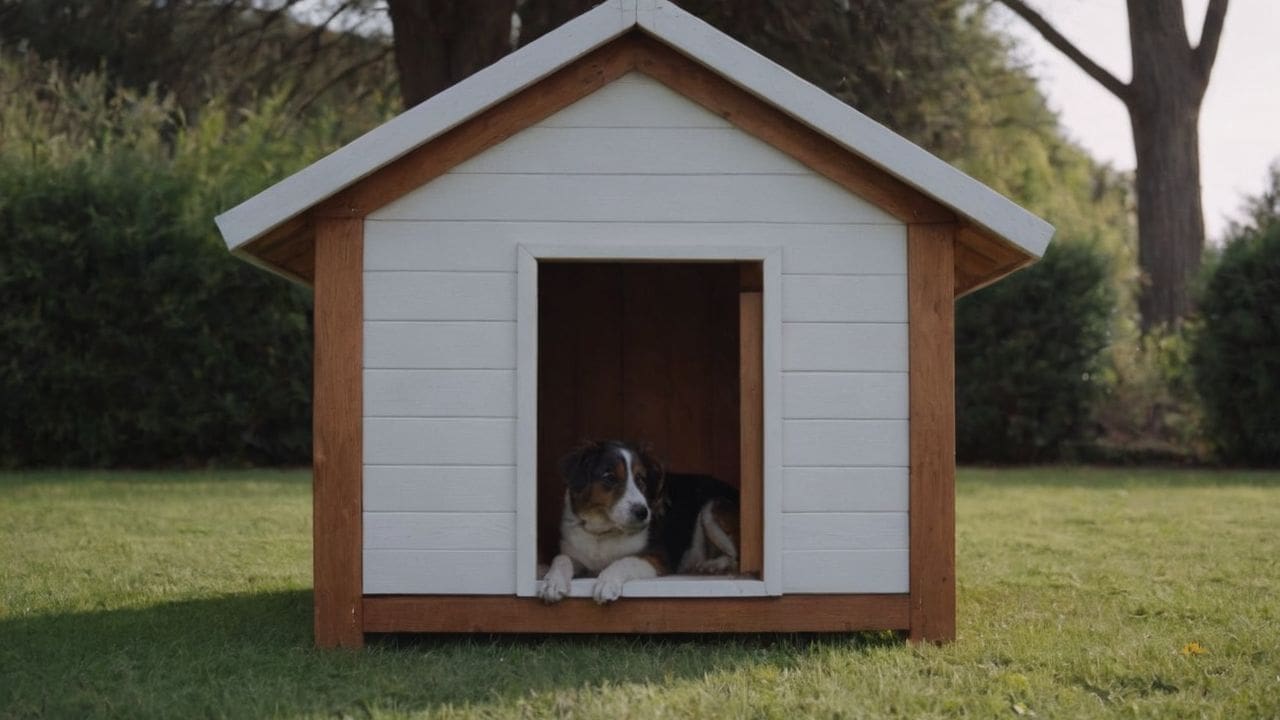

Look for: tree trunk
[1128,91,1205,328]
[386,0,516,109]
[1126,0,1210,329]
[998,0,1227,330]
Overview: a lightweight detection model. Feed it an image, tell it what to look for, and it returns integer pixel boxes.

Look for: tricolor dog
[539,440,741,604]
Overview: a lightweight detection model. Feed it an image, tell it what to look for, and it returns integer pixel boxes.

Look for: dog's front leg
[539,553,579,603]
[592,556,659,604]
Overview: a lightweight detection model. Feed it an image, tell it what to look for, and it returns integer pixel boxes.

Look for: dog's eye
[601,472,617,486]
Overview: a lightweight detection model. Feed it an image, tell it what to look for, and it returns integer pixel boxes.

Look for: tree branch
[1193,0,1229,84]
[998,0,1131,102]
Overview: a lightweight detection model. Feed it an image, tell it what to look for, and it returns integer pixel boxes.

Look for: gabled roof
[215,0,1052,293]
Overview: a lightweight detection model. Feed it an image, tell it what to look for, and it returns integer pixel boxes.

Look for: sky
[991,0,1280,242]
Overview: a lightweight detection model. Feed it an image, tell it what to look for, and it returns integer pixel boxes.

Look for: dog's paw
[591,574,625,604]
[539,573,570,604]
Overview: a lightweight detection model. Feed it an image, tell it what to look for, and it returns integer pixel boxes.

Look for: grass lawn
[2,467,1278,719]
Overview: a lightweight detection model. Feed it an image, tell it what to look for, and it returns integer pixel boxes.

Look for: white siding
[363,73,909,596]
[366,513,516,550]
[783,373,908,420]
[782,550,909,593]
[365,466,516,512]
[365,369,515,418]
[365,272,515,321]
[373,173,898,224]
[782,468,908,512]
[364,550,515,594]
[364,418,515,465]
[364,221,905,275]
[365,322,515,369]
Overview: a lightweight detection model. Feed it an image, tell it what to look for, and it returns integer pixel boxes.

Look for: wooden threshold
[363,594,909,634]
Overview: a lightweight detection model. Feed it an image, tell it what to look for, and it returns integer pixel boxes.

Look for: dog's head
[560,440,665,534]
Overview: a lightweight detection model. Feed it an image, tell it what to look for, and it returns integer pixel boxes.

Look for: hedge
[0,153,312,467]
[955,241,1115,463]
[1192,173,1280,465]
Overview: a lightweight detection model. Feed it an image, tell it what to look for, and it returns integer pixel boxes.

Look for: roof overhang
[215,0,1052,295]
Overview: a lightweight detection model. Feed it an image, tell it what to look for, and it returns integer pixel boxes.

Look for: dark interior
[536,261,759,566]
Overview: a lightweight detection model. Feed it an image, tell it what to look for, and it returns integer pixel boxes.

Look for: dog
[538,439,741,604]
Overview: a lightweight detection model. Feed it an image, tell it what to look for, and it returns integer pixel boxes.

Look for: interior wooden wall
[537,262,742,562]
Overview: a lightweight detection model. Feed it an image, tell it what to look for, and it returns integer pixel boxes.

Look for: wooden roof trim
[954,225,1035,297]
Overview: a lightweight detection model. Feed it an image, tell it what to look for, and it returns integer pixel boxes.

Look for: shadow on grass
[1,590,895,719]
[959,465,1280,490]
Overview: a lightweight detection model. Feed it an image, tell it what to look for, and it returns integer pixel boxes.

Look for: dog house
[215,0,1052,648]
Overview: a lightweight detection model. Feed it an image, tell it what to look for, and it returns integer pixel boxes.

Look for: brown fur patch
[566,449,629,520]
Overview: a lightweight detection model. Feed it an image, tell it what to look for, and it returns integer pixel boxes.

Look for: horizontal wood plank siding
[782,323,908,372]
[783,372,908,420]
[365,322,515,369]
[783,468,909,512]
[365,512,516,549]
[451,127,808,175]
[781,512,908,550]
[365,272,515,321]
[782,275,907,323]
[536,74,733,128]
[783,550,909,593]
[362,75,911,596]
[373,173,899,224]
[364,466,517,512]
[365,370,515,418]
[364,418,515,465]
[364,221,905,275]
[364,550,515,594]
[783,420,910,467]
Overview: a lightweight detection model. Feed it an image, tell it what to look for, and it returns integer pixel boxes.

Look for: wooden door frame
[515,244,783,598]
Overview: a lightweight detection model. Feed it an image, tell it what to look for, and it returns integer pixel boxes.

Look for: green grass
[2,467,1278,719]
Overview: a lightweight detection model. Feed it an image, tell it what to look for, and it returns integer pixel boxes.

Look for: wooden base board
[363,594,908,635]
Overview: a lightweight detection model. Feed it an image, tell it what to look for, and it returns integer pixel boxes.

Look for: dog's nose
[631,504,649,522]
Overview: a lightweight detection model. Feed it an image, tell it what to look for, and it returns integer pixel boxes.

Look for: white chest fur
[560,521,649,573]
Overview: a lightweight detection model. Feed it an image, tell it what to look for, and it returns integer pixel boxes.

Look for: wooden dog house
[215,0,1052,648]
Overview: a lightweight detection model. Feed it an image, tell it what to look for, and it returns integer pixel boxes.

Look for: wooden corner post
[313,217,364,649]
[907,223,957,644]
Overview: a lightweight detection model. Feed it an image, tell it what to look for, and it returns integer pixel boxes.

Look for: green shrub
[0,51,392,467]
[0,152,313,467]
[956,241,1115,463]
[1090,325,1206,463]
[1191,168,1280,465]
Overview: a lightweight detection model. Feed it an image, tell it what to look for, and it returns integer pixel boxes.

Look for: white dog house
[216,0,1051,648]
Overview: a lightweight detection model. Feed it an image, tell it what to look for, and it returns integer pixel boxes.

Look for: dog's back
[658,473,740,573]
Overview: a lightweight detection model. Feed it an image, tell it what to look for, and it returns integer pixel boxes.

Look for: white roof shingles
[215,0,1052,259]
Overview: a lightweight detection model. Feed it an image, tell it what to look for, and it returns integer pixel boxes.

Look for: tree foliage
[1191,165,1280,465]
[0,0,396,116]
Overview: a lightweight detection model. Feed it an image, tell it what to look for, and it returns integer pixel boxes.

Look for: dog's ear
[638,442,667,514]
[560,440,598,491]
